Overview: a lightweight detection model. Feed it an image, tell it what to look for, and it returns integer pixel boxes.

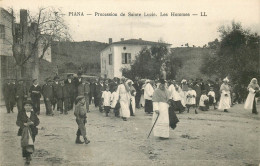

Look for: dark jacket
[52,82,60,98]
[3,83,16,101]
[29,85,42,99]
[78,83,90,96]
[16,84,28,99]
[64,79,75,97]
[16,110,40,137]
[42,84,54,99]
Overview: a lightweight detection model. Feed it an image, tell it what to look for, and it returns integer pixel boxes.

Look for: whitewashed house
[100,38,171,78]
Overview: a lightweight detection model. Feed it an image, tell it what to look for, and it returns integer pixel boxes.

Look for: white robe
[111,91,119,108]
[117,84,130,118]
[186,90,196,105]
[152,102,169,138]
[244,88,258,109]
[218,91,231,109]
[144,83,154,100]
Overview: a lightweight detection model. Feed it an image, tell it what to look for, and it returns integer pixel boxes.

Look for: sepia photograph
[0,0,259,165]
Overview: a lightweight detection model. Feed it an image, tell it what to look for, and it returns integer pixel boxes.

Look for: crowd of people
[2,72,259,165]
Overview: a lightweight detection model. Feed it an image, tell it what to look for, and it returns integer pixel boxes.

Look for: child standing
[74,96,90,144]
[208,87,217,110]
[102,86,112,117]
[186,86,198,114]
[199,90,209,111]
[111,86,120,117]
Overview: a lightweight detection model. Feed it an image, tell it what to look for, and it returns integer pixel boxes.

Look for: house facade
[100,38,171,79]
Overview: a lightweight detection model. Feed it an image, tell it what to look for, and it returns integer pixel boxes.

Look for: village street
[0,103,259,166]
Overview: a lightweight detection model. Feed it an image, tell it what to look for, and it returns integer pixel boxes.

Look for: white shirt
[26,111,31,118]
[168,84,181,101]
[144,83,154,100]
[102,91,112,106]
[199,94,209,106]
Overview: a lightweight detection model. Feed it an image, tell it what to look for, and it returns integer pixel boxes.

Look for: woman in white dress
[218,77,231,112]
[152,79,171,139]
[244,78,259,114]
[117,78,131,121]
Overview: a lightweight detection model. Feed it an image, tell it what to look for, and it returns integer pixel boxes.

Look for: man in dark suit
[95,78,105,112]
[52,76,60,111]
[65,74,75,111]
[42,79,54,116]
[29,79,41,115]
[133,78,142,108]
[3,79,16,113]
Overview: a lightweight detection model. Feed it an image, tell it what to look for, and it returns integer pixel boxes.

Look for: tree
[122,44,170,80]
[8,7,70,79]
[201,21,260,88]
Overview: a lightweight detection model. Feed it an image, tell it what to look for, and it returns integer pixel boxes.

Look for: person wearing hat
[74,96,90,144]
[3,78,16,113]
[42,79,54,116]
[16,100,40,165]
[218,77,231,112]
[65,74,76,111]
[29,79,42,115]
[52,76,60,111]
[16,79,28,112]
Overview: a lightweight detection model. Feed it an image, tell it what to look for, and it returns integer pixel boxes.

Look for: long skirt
[152,102,169,138]
[218,93,231,110]
[145,100,153,113]
[120,100,130,118]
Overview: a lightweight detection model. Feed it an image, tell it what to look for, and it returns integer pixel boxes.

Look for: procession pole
[147,113,160,139]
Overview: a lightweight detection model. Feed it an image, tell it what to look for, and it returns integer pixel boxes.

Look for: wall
[100,45,114,78]
[113,44,147,78]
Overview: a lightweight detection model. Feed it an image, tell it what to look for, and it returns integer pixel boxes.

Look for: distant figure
[16,79,28,112]
[117,77,131,121]
[199,90,209,111]
[42,79,54,116]
[160,63,167,80]
[218,77,231,112]
[3,79,16,113]
[102,86,112,117]
[144,80,154,114]
[244,78,259,114]
[29,79,41,115]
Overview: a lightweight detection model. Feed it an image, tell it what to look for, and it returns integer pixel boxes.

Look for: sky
[1,0,260,47]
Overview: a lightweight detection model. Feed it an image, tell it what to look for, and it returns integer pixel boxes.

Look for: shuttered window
[121,53,131,64]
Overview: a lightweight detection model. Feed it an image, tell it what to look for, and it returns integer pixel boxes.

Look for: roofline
[0,7,15,18]
[100,42,171,52]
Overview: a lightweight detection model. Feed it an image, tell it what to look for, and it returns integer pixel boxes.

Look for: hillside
[170,47,215,81]
[51,41,108,74]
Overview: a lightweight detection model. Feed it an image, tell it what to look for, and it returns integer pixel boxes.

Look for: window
[121,53,131,64]
[0,25,5,39]
[109,54,112,65]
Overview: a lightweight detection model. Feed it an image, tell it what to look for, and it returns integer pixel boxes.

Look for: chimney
[121,38,124,41]
[109,38,112,44]
[20,9,28,42]
[139,38,142,40]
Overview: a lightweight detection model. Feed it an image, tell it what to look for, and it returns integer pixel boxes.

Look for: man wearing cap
[74,96,90,144]
[29,79,41,115]
[3,79,16,113]
[16,79,28,112]
[42,79,54,116]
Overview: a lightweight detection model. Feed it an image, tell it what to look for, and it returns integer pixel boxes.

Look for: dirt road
[0,103,259,166]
